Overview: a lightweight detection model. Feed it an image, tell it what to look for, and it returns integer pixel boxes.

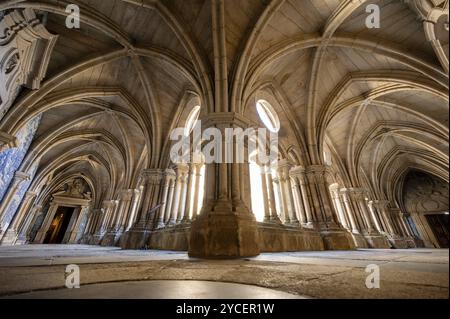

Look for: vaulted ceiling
[1,0,448,206]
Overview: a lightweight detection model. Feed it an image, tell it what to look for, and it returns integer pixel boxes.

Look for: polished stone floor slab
[6,280,305,299]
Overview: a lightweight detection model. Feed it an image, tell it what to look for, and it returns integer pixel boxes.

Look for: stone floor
[0,245,448,299]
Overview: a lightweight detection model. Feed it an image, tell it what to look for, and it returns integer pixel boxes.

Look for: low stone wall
[145,223,328,253]
[258,223,324,252]
[148,225,190,251]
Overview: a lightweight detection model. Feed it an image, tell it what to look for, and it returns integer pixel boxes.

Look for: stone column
[275,168,289,223]
[351,189,378,234]
[329,186,349,230]
[191,164,203,219]
[367,200,383,233]
[126,188,142,230]
[164,178,176,223]
[302,166,354,249]
[305,166,339,228]
[290,174,307,225]
[156,170,175,228]
[100,201,115,234]
[340,189,359,233]
[176,165,189,222]
[0,172,31,235]
[118,190,133,231]
[188,113,259,258]
[1,191,37,245]
[183,164,196,222]
[169,166,185,224]
[272,176,285,222]
[264,166,281,223]
[260,166,271,222]
[291,166,314,227]
[373,200,396,236]
[135,169,165,228]
[17,204,42,244]
[400,212,414,238]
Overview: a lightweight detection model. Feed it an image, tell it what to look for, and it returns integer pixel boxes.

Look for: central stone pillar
[305,165,355,250]
[188,113,260,258]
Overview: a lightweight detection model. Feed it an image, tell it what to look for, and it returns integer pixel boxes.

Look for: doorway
[426,214,449,248]
[43,207,75,244]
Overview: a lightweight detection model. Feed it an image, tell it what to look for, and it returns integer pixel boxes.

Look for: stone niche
[0,8,58,119]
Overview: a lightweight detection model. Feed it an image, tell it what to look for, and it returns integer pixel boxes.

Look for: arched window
[249,158,265,222]
[184,105,201,136]
[256,100,280,133]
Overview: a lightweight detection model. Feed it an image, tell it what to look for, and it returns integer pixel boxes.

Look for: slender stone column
[284,172,299,224]
[100,201,115,234]
[169,171,182,224]
[191,164,203,219]
[276,171,290,223]
[400,212,414,238]
[1,191,37,245]
[347,189,367,231]
[260,166,271,222]
[306,166,340,228]
[108,200,121,231]
[390,208,409,237]
[126,188,142,230]
[169,164,188,224]
[164,178,176,223]
[0,172,31,234]
[135,169,164,228]
[264,166,281,223]
[351,189,378,234]
[272,176,285,222]
[340,189,359,233]
[118,190,133,231]
[291,167,314,227]
[329,186,349,230]
[290,175,307,225]
[367,200,383,233]
[374,200,396,236]
[17,204,42,243]
[177,166,189,222]
[156,171,173,228]
[183,164,196,222]
[305,168,324,224]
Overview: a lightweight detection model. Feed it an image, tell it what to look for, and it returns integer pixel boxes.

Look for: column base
[258,223,324,252]
[405,236,417,248]
[387,235,409,249]
[100,231,122,247]
[350,232,370,248]
[412,237,425,248]
[148,225,190,251]
[320,229,356,250]
[263,216,282,224]
[0,229,18,246]
[363,233,391,248]
[14,235,28,245]
[87,233,105,245]
[119,228,151,249]
[188,200,260,258]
